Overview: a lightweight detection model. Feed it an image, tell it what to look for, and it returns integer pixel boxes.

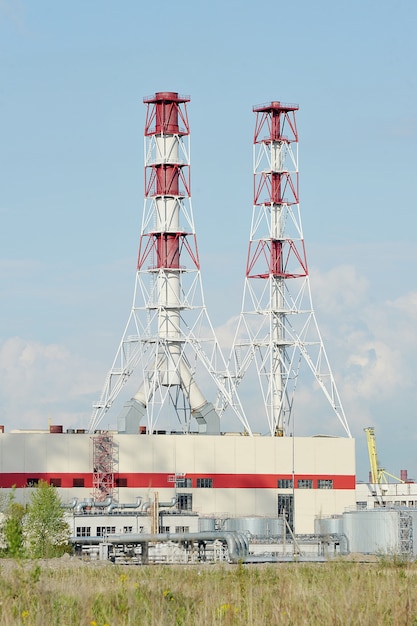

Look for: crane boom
[364,426,404,484]
[364,426,379,483]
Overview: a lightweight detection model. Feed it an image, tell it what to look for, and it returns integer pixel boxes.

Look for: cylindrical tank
[198,518,216,532]
[49,425,63,434]
[343,509,401,554]
[315,516,343,536]
[224,517,284,538]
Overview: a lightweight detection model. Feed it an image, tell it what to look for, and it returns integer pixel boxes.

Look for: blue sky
[1,0,417,480]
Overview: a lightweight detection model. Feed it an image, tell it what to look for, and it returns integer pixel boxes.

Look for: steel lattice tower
[92,433,116,501]
[89,92,250,435]
[229,101,351,438]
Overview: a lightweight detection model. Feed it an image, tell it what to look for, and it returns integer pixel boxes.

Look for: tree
[0,487,25,557]
[23,480,70,558]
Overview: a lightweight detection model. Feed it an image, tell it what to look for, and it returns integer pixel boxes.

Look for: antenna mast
[230,101,351,437]
[89,92,249,435]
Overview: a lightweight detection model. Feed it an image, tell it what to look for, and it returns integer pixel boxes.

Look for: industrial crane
[364,427,404,484]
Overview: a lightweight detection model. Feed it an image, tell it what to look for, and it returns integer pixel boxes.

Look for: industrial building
[0,92,358,553]
[0,429,355,536]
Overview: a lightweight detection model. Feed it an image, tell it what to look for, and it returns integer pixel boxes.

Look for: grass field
[0,557,416,625]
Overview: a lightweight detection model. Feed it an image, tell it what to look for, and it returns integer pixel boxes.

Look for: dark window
[49,478,62,487]
[175,526,190,533]
[278,494,294,533]
[27,478,39,487]
[177,493,193,511]
[356,501,367,510]
[297,479,313,489]
[196,478,213,488]
[278,479,293,489]
[96,526,116,537]
[176,477,192,487]
[73,478,85,487]
[76,527,91,537]
[318,479,333,489]
[116,477,127,487]
[123,526,133,533]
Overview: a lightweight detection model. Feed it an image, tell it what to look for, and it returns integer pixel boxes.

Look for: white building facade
[0,430,355,534]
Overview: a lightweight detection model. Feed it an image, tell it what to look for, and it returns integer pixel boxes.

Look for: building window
[27,478,39,487]
[356,501,367,510]
[123,526,133,533]
[278,479,293,489]
[196,478,213,488]
[116,477,127,487]
[160,526,170,533]
[175,526,190,533]
[76,527,91,537]
[297,479,313,489]
[49,478,62,487]
[96,526,116,537]
[73,478,85,487]
[176,477,192,487]
[318,479,333,489]
[278,494,294,532]
[168,474,192,487]
[177,494,193,511]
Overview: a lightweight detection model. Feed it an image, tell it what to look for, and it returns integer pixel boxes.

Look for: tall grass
[0,559,416,625]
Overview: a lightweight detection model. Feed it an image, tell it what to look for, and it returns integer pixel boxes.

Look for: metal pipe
[159,496,177,508]
[70,530,249,563]
[75,497,112,513]
[106,496,142,514]
[141,496,177,512]
[61,498,78,509]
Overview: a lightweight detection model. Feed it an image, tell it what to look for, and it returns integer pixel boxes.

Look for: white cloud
[310,264,370,315]
[0,337,100,431]
[307,266,417,436]
[213,264,417,445]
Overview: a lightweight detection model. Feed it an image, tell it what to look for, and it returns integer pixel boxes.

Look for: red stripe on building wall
[0,472,356,490]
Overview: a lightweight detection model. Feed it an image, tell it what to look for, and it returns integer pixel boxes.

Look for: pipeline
[141,496,177,512]
[70,530,249,563]
[106,496,142,514]
[75,497,113,513]
[61,498,78,510]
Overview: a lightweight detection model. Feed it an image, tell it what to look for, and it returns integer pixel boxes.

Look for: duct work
[75,497,112,513]
[106,496,143,514]
[70,530,249,564]
[117,368,220,435]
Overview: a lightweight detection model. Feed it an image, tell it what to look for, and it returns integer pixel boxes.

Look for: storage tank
[224,517,284,538]
[343,509,401,555]
[198,518,216,532]
[315,515,343,536]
